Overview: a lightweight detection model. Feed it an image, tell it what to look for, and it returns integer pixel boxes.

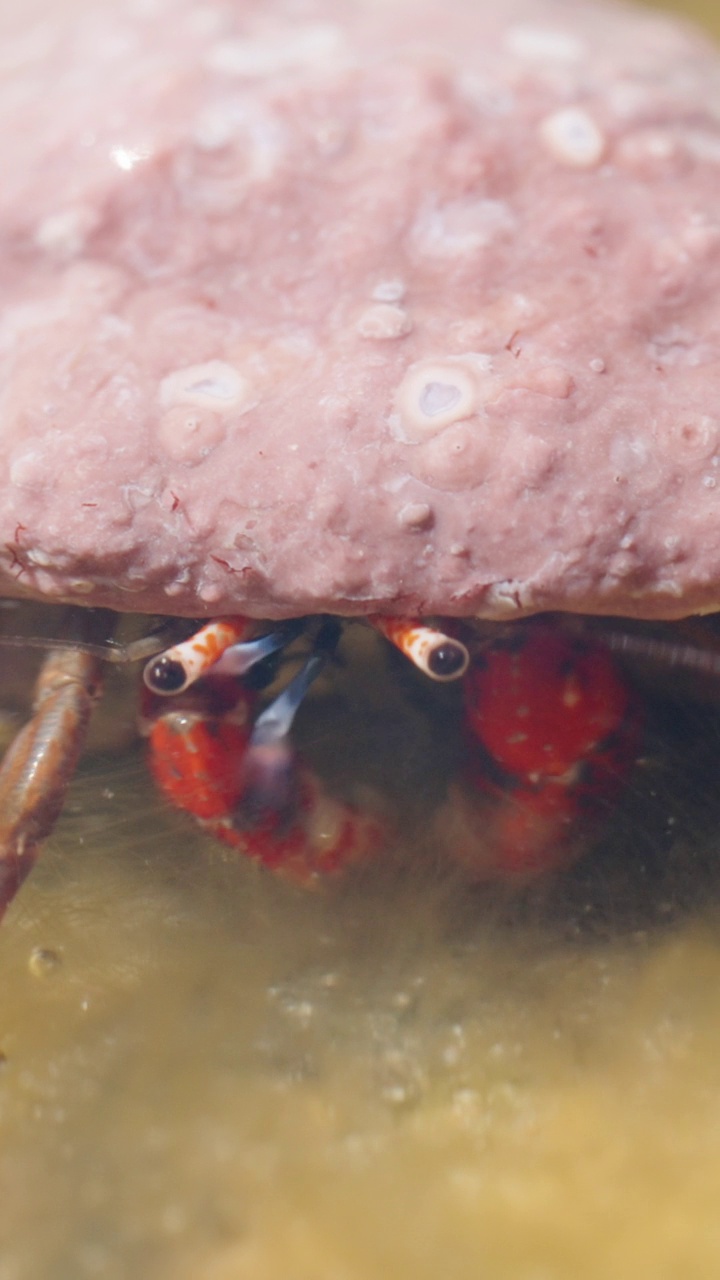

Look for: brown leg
[0,649,103,919]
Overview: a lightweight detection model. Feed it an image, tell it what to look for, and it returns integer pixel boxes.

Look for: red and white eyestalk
[368,615,469,681]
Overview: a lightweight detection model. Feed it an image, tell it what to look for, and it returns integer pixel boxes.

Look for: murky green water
[4,4,720,1278]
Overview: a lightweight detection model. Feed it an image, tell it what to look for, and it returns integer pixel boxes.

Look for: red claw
[149,713,252,821]
[145,678,384,883]
[210,768,386,883]
[456,625,641,879]
[465,627,634,779]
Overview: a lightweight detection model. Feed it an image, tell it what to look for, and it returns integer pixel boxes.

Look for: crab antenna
[251,619,340,747]
[234,619,341,826]
[368,615,469,681]
[143,617,256,695]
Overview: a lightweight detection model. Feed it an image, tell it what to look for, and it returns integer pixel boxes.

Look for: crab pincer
[449,626,642,878]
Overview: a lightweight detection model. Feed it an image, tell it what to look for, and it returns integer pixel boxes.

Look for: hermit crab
[0,603,649,915]
[2,0,720,915]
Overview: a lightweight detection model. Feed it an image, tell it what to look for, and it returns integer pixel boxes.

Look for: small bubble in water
[28,947,62,978]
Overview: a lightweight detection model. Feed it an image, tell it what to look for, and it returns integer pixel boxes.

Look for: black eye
[146,655,187,693]
[428,642,467,678]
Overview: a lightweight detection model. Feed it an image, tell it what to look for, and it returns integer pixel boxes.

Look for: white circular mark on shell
[391,355,494,443]
[539,109,606,168]
[356,304,412,341]
[159,360,252,413]
[423,383,461,415]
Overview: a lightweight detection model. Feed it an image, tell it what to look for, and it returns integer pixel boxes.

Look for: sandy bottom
[4,813,720,1280]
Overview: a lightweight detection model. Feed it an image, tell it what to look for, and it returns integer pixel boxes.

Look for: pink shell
[2,0,720,620]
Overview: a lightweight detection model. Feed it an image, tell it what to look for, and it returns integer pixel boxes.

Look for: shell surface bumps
[2,0,720,620]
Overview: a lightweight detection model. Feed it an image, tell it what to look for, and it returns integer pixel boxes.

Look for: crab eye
[427,641,469,679]
[145,655,188,694]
